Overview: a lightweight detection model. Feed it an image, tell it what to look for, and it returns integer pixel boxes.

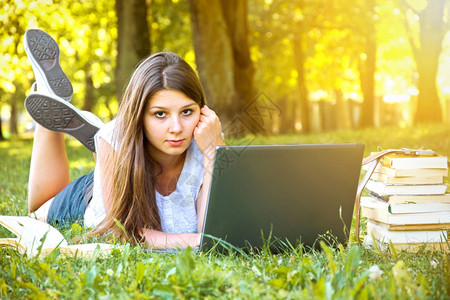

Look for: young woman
[24,29,225,249]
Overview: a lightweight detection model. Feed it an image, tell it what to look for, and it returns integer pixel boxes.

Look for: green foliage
[1,126,450,298]
[0,0,117,124]
[2,0,450,139]
[151,0,193,60]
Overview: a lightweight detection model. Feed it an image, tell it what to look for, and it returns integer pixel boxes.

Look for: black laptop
[200,143,364,252]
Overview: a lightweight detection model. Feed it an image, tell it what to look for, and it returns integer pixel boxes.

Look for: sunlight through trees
[1,0,450,139]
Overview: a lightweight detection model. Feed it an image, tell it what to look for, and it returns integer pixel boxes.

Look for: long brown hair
[95,52,205,243]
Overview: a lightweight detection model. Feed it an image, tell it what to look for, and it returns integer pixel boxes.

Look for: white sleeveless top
[84,119,204,233]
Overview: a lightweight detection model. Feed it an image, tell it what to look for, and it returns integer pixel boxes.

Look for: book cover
[381,154,448,169]
[367,221,448,244]
[361,205,450,225]
[369,219,450,231]
[370,173,443,184]
[361,196,450,214]
[365,179,447,196]
[374,193,450,204]
[363,235,449,253]
[0,215,115,258]
[374,165,448,177]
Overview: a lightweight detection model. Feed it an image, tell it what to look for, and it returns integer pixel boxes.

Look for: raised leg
[28,124,70,213]
[25,93,103,153]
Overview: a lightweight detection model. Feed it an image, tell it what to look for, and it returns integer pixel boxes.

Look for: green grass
[0,124,449,299]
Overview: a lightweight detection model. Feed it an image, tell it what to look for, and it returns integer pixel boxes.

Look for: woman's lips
[167,139,184,146]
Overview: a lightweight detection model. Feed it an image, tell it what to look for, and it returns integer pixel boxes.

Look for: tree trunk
[292,35,311,134]
[9,102,18,135]
[414,0,445,123]
[115,0,151,101]
[82,63,95,112]
[8,21,24,137]
[278,97,296,134]
[358,0,376,128]
[190,0,261,137]
[220,0,257,113]
[9,85,25,136]
[189,0,235,124]
[0,111,4,141]
[334,89,351,130]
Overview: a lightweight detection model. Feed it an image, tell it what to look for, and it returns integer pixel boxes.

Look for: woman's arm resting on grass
[100,138,200,250]
[140,229,201,249]
[196,157,214,232]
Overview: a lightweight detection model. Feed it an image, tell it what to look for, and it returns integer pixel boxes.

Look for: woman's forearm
[141,228,201,249]
[196,157,214,232]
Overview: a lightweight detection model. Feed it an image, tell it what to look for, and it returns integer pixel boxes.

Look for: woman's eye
[155,111,166,118]
[181,109,192,116]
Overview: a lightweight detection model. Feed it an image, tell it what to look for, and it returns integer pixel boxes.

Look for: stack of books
[361,153,450,252]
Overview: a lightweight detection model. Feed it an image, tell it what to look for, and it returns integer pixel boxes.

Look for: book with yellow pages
[0,215,115,258]
[367,221,448,244]
[369,219,450,231]
[381,154,448,169]
[374,164,448,177]
[361,196,450,214]
[361,198,450,225]
[374,193,450,204]
[363,235,449,253]
[370,172,443,184]
[365,180,447,196]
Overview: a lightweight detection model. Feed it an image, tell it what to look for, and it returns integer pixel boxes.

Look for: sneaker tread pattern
[26,30,73,100]
[26,96,97,152]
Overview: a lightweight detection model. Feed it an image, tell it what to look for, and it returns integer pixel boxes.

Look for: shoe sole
[25,94,98,152]
[24,30,73,101]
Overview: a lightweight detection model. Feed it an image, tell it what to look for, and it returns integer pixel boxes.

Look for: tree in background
[305,0,355,132]
[3,0,450,139]
[249,0,320,134]
[61,0,117,117]
[250,0,361,133]
[0,89,3,140]
[115,0,151,102]
[354,0,377,128]
[189,0,257,135]
[74,1,116,115]
[189,0,234,122]
[0,0,29,137]
[0,0,118,138]
[321,0,378,129]
[289,0,316,134]
[221,0,258,126]
[151,0,193,57]
[401,0,448,124]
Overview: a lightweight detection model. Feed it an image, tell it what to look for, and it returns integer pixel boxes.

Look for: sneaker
[24,29,73,101]
[25,93,103,152]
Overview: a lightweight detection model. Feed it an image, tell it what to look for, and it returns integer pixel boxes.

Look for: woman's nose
[169,116,183,133]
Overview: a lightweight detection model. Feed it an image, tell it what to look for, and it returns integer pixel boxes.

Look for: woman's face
[143,89,201,159]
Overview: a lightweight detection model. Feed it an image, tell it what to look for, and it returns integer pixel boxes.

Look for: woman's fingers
[200,105,212,115]
[194,106,225,155]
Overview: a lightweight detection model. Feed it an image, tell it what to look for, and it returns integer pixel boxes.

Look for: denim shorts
[47,172,94,227]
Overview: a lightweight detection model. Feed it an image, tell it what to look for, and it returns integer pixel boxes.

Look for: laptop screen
[200,143,364,252]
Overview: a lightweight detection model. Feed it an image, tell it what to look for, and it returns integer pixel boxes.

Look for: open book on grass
[0,215,114,258]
